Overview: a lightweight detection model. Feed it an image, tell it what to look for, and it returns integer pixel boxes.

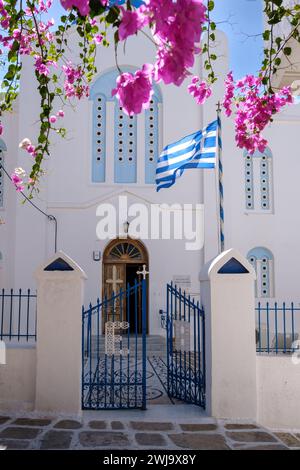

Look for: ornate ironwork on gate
[166,283,206,408]
[82,278,147,410]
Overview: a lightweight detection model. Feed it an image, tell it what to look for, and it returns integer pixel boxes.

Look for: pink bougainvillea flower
[223,73,293,153]
[60,0,90,16]
[11,168,26,192]
[188,76,212,105]
[112,63,154,116]
[118,7,147,41]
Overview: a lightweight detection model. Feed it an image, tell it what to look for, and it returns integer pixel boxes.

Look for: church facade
[1,28,300,336]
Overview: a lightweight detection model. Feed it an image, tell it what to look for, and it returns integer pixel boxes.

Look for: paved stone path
[0,415,299,450]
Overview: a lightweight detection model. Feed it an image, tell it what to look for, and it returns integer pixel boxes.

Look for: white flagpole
[216,102,224,253]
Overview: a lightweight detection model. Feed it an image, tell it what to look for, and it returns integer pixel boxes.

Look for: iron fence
[82,279,147,410]
[256,302,300,354]
[0,289,37,342]
[166,283,206,408]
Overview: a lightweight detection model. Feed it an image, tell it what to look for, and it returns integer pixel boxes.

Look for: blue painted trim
[247,247,273,260]
[218,257,249,274]
[247,247,273,298]
[114,103,137,183]
[244,154,254,210]
[145,95,159,184]
[243,148,273,212]
[260,155,270,210]
[92,93,106,183]
[243,147,272,159]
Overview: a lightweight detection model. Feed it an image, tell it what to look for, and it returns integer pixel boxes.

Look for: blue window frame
[145,94,161,184]
[90,67,162,185]
[114,104,137,183]
[243,148,273,212]
[247,247,274,298]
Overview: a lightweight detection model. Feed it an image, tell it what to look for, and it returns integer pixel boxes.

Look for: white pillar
[34,251,87,415]
[200,249,257,421]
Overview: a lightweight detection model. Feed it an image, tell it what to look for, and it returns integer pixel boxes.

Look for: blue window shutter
[243,148,273,212]
[92,93,106,183]
[260,155,270,210]
[247,247,274,298]
[145,95,159,184]
[244,154,254,210]
[114,103,137,183]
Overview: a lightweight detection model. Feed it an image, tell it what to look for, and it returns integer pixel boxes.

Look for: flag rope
[216,103,225,252]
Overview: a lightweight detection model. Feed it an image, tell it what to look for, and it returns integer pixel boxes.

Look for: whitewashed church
[1,24,300,333]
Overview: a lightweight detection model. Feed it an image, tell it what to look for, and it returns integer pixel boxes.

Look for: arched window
[244,148,273,212]
[0,139,7,208]
[90,67,162,185]
[247,247,274,298]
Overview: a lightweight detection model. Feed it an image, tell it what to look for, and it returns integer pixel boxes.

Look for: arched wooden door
[102,238,149,334]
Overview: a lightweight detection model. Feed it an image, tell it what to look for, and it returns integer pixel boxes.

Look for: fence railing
[0,289,37,343]
[256,302,300,354]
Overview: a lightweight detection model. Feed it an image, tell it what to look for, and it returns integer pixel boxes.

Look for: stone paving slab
[40,431,73,450]
[0,439,31,450]
[0,427,42,440]
[13,418,52,427]
[226,431,278,443]
[135,432,167,446]
[54,420,82,430]
[180,423,218,432]
[88,420,107,430]
[130,421,173,431]
[168,433,229,450]
[79,431,130,448]
[225,423,259,430]
[111,421,125,430]
[275,432,300,448]
[238,444,288,450]
[0,414,297,450]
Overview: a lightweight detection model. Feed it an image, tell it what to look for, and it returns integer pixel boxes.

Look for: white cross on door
[105,265,123,293]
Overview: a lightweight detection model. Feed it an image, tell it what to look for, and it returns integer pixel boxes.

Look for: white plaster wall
[257,355,300,430]
[45,196,202,334]
[35,262,85,414]
[203,31,300,303]
[2,26,205,329]
[0,345,36,411]
[0,102,19,288]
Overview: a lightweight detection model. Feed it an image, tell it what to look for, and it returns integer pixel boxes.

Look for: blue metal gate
[82,278,147,410]
[166,283,206,408]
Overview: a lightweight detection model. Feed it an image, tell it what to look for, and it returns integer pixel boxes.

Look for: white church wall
[0,25,206,311]
[46,195,202,334]
[0,345,36,412]
[0,103,20,289]
[203,30,300,303]
[257,355,300,430]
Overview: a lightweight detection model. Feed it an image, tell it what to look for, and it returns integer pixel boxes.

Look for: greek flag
[156,118,221,192]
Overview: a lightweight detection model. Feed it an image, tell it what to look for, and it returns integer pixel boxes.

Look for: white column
[200,248,257,420]
[34,251,87,415]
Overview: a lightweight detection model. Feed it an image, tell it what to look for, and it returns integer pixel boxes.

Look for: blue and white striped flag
[155,118,221,192]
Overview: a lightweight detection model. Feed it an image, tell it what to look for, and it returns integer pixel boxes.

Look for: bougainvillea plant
[0,0,299,192]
